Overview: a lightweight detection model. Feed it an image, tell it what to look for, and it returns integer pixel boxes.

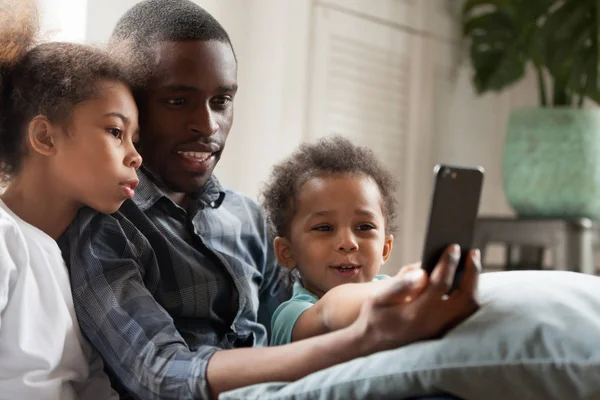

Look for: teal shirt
[270,275,389,346]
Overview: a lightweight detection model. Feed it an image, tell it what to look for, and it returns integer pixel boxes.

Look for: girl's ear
[274,236,297,269]
[28,115,58,156]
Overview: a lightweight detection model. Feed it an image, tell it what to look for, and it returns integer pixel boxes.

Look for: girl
[263,136,472,346]
[0,0,142,398]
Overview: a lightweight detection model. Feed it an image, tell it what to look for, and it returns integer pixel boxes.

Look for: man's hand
[351,244,481,355]
[207,245,480,397]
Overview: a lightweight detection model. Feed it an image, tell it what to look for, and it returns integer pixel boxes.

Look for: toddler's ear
[381,234,394,264]
[274,237,297,269]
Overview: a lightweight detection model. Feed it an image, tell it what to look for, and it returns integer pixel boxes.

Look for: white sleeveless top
[0,200,116,400]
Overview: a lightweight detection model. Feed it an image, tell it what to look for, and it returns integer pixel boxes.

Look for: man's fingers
[372,269,427,307]
[429,244,460,293]
[435,249,481,329]
[458,249,481,298]
[382,248,480,341]
[395,262,421,277]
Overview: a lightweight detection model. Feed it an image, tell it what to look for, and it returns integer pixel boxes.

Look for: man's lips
[173,142,222,173]
[177,151,214,162]
[176,151,217,174]
[175,142,221,154]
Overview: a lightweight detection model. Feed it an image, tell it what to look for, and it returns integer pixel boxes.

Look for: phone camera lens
[442,168,451,178]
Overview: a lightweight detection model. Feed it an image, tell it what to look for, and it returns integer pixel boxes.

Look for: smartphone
[420,164,484,290]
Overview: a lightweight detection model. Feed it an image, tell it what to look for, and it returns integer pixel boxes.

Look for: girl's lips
[126,179,139,190]
[120,184,135,199]
[120,179,139,199]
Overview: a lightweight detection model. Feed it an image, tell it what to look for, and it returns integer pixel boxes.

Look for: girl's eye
[312,225,333,232]
[108,128,123,139]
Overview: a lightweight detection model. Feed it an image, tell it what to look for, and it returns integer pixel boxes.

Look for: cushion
[220,271,600,400]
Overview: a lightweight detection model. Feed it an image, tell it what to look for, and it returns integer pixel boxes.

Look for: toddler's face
[276,173,393,297]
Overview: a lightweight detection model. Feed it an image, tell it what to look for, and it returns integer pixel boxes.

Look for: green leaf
[463,0,512,16]
[544,0,599,101]
[462,0,600,106]
[463,12,515,35]
[463,7,528,93]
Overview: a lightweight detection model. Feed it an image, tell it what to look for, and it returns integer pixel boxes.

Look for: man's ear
[382,234,394,264]
[28,115,58,156]
[274,236,297,269]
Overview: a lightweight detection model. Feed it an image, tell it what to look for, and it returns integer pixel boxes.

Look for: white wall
[38,0,88,43]
[215,0,311,199]
[430,63,538,218]
[417,3,538,264]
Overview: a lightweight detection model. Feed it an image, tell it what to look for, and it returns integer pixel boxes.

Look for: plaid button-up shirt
[58,168,290,399]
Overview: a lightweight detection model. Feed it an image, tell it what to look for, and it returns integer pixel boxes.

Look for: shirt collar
[133,166,226,212]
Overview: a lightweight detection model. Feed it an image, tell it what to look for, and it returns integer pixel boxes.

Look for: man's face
[138,40,238,194]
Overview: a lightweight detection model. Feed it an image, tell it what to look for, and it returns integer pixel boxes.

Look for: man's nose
[188,105,218,137]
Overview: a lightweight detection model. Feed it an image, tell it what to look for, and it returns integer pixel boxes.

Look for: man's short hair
[111,0,231,44]
[109,0,235,90]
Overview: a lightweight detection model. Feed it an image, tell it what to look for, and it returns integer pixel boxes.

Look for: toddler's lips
[329,265,362,278]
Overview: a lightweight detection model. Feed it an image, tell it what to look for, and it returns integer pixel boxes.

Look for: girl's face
[274,173,393,298]
[48,80,142,214]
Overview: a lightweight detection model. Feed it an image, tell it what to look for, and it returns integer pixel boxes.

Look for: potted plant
[463,0,600,219]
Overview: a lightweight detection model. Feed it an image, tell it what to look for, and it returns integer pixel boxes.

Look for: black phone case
[421,164,484,290]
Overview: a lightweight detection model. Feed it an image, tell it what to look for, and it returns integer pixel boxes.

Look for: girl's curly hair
[0,0,130,184]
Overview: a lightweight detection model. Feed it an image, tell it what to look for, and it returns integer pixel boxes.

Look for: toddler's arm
[292,265,425,341]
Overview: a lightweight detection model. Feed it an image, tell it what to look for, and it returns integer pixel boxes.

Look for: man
[59,1,481,398]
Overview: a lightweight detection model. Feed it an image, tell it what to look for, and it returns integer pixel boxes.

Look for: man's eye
[312,225,332,232]
[167,98,185,106]
[107,128,123,139]
[212,96,231,106]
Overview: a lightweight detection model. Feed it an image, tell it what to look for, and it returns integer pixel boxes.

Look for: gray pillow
[220,271,600,400]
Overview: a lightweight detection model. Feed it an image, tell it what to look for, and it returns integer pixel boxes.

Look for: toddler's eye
[357,224,375,231]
